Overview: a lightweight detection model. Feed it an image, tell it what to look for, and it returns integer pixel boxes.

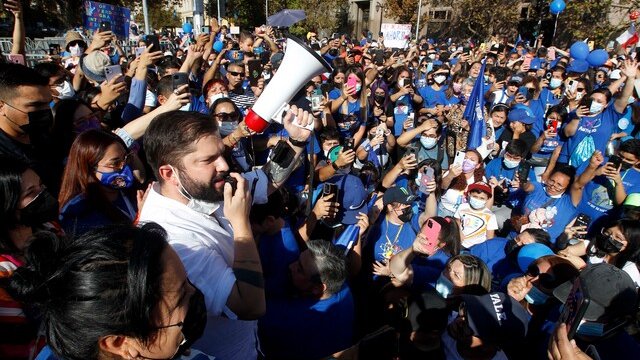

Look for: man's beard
[180,168,226,202]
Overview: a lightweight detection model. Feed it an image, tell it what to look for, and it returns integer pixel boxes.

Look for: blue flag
[463,59,487,150]
[334,193,378,254]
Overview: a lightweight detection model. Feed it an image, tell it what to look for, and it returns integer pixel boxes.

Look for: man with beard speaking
[139,108,312,359]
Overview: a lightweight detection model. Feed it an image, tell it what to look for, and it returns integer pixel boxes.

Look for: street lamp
[375,2,384,34]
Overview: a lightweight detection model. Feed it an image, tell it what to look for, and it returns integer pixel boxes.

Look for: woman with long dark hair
[0,155,61,360]
[8,223,210,360]
[58,130,141,235]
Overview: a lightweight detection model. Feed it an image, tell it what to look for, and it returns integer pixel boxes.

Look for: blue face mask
[524,285,550,305]
[435,273,454,298]
[549,78,562,89]
[503,158,520,169]
[576,321,606,337]
[468,196,487,210]
[219,121,238,137]
[97,164,134,189]
[420,136,437,149]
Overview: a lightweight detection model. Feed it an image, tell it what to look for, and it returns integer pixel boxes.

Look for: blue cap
[433,60,443,66]
[449,58,459,66]
[566,59,589,74]
[529,58,542,70]
[517,243,554,272]
[508,104,536,125]
[331,174,368,225]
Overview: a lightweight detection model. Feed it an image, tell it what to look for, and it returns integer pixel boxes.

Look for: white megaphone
[244,36,332,133]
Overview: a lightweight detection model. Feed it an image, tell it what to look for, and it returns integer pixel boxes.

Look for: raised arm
[6,0,25,55]
[571,151,604,206]
[614,59,637,114]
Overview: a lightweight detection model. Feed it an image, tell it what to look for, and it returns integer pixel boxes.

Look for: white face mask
[179,102,191,112]
[208,60,214,66]
[590,101,604,115]
[428,54,436,60]
[54,80,75,99]
[208,92,227,105]
[420,136,437,149]
[172,166,220,215]
[434,75,446,84]
[69,44,83,57]
[549,78,562,89]
[468,196,487,210]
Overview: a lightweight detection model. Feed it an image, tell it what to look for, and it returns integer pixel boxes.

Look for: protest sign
[381,23,411,49]
[83,1,131,38]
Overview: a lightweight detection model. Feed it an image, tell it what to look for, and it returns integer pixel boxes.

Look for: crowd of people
[1,1,640,359]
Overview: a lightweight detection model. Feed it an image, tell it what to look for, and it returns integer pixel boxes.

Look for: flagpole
[552,14,558,45]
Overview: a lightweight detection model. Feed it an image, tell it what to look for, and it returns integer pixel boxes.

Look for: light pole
[142,0,151,34]
[217,0,221,22]
[266,0,268,24]
[375,2,384,35]
[415,0,423,40]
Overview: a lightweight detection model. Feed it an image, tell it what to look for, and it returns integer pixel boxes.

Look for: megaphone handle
[275,103,315,131]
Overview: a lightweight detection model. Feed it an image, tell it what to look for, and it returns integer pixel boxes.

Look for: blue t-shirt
[522,182,578,242]
[259,284,355,360]
[333,99,366,138]
[485,157,536,208]
[418,85,447,109]
[529,98,548,137]
[577,167,640,230]
[259,219,301,298]
[59,192,136,236]
[391,92,416,136]
[328,87,342,100]
[559,105,623,165]
[369,215,420,264]
[411,249,451,290]
[468,237,519,291]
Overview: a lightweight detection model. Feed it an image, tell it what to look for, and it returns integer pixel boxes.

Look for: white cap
[610,69,622,80]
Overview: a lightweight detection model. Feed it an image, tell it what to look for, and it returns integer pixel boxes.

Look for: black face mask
[22,109,54,147]
[397,206,413,223]
[620,161,634,172]
[595,233,624,254]
[374,94,385,104]
[19,189,59,227]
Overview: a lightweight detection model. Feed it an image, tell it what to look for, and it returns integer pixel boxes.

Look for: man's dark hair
[156,75,174,98]
[319,127,341,144]
[0,63,48,100]
[33,62,64,79]
[157,59,182,77]
[619,139,640,158]
[144,111,219,182]
[504,139,528,158]
[306,240,347,295]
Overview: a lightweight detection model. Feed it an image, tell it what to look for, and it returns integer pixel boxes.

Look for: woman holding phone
[328,66,369,146]
[388,67,423,137]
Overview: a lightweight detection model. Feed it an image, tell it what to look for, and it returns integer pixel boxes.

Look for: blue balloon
[549,0,566,15]
[182,22,193,34]
[213,40,223,53]
[570,41,590,61]
[587,49,609,67]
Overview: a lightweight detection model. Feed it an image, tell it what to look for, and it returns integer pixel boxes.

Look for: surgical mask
[54,80,75,99]
[575,92,584,101]
[420,136,437,149]
[434,75,446,84]
[96,164,134,189]
[576,321,606,337]
[208,93,227,105]
[355,83,362,93]
[172,166,220,216]
[524,285,550,305]
[595,233,624,254]
[503,158,520,169]
[620,161,634,172]
[628,96,636,105]
[179,102,191,112]
[549,78,562,89]
[435,273,454,298]
[589,101,604,115]
[468,196,487,210]
[462,159,477,173]
[428,54,436,60]
[483,75,489,82]
[452,83,462,93]
[69,44,83,57]
[219,121,238,137]
[397,206,413,223]
[19,188,59,227]
[208,60,214,66]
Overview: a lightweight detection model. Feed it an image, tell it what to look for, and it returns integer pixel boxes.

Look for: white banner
[381,23,411,49]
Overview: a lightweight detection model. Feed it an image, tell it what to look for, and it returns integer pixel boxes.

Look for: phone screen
[247,59,262,87]
[559,278,590,340]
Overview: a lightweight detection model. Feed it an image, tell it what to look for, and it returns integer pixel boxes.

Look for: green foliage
[385,0,428,27]
[449,0,520,40]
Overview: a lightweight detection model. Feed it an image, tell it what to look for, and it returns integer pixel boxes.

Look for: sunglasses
[526,264,558,289]
[227,71,244,77]
[214,112,240,122]
[576,88,585,92]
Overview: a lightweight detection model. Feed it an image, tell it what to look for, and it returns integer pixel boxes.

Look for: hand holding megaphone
[283,105,313,143]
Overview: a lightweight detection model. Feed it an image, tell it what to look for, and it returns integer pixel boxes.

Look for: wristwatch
[288,137,308,148]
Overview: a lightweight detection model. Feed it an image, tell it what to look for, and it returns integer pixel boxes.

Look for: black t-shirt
[497,127,537,157]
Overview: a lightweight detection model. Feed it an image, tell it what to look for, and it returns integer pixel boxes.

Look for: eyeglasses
[96,152,132,171]
[576,88,585,92]
[213,112,239,122]
[526,264,558,289]
[227,71,244,77]
[544,179,566,191]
